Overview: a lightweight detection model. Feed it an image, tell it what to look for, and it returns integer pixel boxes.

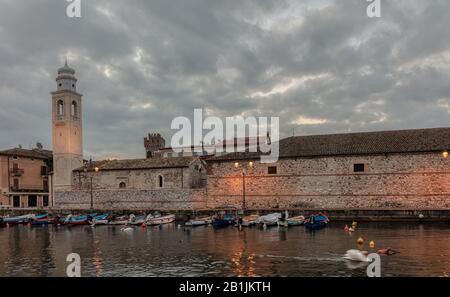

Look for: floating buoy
[348,227,355,232]
[344,225,349,231]
[141,223,146,228]
[418,214,424,219]
[352,221,358,229]
[357,237,364,245]
[369,240,375,248]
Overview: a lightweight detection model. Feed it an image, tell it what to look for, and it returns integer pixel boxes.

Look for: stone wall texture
[54,188,207,210]
[206,152,450,210]
[54,152,450,211]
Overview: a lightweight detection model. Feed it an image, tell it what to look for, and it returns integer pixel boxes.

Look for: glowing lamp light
[234,162,239,168]
[443,151,449,159]
[94,167,100,172]
[248,161,254,167]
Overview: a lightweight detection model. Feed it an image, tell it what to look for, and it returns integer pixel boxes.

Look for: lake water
[1,222,449,277]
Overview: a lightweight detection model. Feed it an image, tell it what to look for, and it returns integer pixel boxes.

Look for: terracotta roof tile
[74,156,198,172]
[209,127,450,161]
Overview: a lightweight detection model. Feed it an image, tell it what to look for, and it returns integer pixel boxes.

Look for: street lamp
[235,161,254,212]
[84,165,99,210]
[443,151,449,159]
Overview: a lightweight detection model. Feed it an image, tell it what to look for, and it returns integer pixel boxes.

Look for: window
[268,166,277,175]
[41,166,48,176]
[119,182,126,189]
[13,196,20,208]
[57,100,64,116]
[43,180,49,191]
[28,195,37,208]
[353,163,366,173]
[43,196,49,207]
[13,178,19,190]
[71,101,78,117]
[158,176,163,188]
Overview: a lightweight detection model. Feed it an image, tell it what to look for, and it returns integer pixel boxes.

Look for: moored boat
[304,213,329,230]
[145,214,176,226]
[212,213,235,229]
[108,215,129,225]
[129,213,146,225]
[185,216,212,227]
[63,214,90,226]
[3,214,32,225]
[31,218,57,226]
[239,215,259,227]
[278,215,305,227]
[257,213,282,227]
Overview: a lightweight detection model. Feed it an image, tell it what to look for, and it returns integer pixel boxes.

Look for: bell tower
[51,60,83,190]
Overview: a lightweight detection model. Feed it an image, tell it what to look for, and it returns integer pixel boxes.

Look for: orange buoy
[357,237,364,245]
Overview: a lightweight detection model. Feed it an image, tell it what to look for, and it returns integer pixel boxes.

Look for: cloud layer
[1,0,449,159]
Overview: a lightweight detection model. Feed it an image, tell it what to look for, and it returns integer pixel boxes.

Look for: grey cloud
[0,0,449,159]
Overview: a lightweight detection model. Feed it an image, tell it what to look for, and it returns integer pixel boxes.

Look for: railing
[10,169,24,176]
[10,185,48,193]
[41,167,48,177]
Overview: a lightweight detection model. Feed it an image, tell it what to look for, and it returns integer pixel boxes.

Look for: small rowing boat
[278,215,305,227]
[238,215,259,227]
[3,214,32,225]
[304,213,329,230]
[145,214,176,226]
[129,214,146,225]
[63,215,90,226]
[212,214,235,229]
[185,216,212,227]
[257,213,282,227]
[108,215,129,225]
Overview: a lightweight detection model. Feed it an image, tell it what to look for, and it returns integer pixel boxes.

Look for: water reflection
[1,222,450,277]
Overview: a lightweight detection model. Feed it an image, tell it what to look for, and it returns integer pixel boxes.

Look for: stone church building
[206,128,450,210]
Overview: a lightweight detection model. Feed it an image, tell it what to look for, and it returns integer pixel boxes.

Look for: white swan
[343,249,371,262]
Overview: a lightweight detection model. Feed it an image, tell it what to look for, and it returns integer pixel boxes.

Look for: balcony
[10,168,24,177]
[10,184,48,193]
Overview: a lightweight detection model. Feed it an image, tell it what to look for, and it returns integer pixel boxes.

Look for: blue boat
[93,213,109,220]
[64,215,90,225]
[212,214,235,229]
[304,214,330,230]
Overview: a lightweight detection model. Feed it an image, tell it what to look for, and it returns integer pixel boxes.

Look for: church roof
[208,127,450,161]
[73,156,200,172]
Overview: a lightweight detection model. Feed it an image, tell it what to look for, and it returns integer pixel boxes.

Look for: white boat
[278,215,305,227]
[91,219,109,226]
[257,213,282,226]
[240,215,260,227]
[145,214,176,226]
[129,214,146,225]
[185,217,212,227]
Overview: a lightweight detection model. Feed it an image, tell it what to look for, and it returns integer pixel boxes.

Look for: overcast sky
[1,0,449,160]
